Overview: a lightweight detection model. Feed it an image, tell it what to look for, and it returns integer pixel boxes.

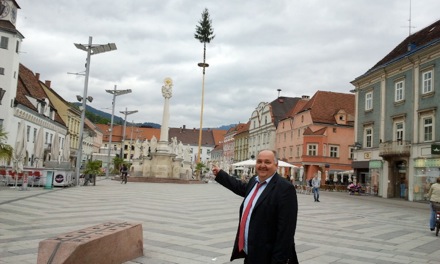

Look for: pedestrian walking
[212,149,299,264]
[427,177,440,231]
[312,173,321,202]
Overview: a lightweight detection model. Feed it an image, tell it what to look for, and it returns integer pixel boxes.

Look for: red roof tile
[366,19,440,74]
[299,91,354,125]
[17,64,65,126]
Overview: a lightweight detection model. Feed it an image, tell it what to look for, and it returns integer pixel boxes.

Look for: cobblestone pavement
[1,178,439,264]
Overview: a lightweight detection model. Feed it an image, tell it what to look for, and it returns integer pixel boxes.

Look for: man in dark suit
[212,150,299,264]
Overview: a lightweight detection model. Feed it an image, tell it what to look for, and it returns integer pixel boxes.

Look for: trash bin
[44,171,54,189]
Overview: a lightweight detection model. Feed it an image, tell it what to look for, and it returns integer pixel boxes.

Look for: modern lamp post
[74,36,117,186]
[104,85,132,179]
[119,108,138,160]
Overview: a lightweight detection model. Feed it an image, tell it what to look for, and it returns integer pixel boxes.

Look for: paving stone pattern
[1,178,439,264]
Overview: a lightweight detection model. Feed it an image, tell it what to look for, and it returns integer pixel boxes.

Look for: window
[365,91,373,111]
[329,146,339,158]
[423,116,433,142]
[33,128,37,143]
[0,36,8,49]
[0,67,4,75]
[26,126,30,142]
[422,70,433,94]
[16,40,19,53]
[349,147,354,159]
[395,80,404,102]
[364,127,373,148]
[395,121,404,142]
[265,116,268,124]
[307,144,317,156]
[45,132,49,144]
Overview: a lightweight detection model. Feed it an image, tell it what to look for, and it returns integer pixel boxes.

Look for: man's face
[256,150,278,180]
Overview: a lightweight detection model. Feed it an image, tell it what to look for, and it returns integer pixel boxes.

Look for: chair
[8,170,15,186]
[26,171,33,187]
[0,169,7,186]
[18,172,24,186]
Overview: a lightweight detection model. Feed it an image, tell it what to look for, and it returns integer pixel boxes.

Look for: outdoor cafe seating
[0,169,7,186]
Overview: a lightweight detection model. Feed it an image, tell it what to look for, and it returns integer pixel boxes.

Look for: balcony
[379,140,411,157]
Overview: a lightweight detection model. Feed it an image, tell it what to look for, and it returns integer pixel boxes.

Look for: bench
[37,221,143,264]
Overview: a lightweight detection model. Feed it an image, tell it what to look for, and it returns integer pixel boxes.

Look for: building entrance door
[393,161,407,199]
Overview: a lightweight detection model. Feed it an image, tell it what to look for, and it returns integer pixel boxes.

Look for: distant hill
[216,124,236,130]
[73,103,233,130]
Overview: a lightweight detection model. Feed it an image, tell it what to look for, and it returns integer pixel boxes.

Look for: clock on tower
[0,0,18,25]
[0,0,11,19]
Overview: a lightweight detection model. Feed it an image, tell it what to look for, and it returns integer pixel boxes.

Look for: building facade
[351,19,440,201]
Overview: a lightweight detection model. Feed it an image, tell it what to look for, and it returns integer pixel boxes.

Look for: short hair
[257,149,278,163]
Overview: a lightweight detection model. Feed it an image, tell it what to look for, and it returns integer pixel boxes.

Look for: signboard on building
[431,144,440,155]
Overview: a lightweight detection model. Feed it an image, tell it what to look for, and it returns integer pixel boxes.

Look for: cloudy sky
[15,0,440,128]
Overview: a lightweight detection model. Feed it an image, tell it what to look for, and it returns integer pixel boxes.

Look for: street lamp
[105,85,132,179]
[74,36,117,186]
[119,108,138,160]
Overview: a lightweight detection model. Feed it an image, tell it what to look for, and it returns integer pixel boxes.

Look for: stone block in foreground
[37,221,143,264]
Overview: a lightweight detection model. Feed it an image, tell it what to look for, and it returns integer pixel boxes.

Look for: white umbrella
[33,127,44,167]
[299,166,304,182]
[62,134,71,162]
[12,121,27,187]
[232,159,297,168]
[51,132,60,162]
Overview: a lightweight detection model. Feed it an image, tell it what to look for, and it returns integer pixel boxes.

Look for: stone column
[157,78,173,153]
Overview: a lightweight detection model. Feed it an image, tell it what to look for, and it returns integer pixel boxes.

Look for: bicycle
[121,172,128,184]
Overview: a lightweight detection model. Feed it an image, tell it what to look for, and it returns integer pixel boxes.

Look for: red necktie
[238,181,266,252]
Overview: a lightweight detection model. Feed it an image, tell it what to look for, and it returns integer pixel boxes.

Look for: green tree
[0,127,13,162]
[84,160,102,176]
[194,8,215,68]
[194,8,215,172]
[112,157,124,174]
[194,162,206,180]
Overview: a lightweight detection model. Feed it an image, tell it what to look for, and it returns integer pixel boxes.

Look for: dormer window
[37,98,51,117]
[49,108,55,120]
[38,99,46,114]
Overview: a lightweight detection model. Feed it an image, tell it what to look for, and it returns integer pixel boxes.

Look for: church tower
[0,0,23,134]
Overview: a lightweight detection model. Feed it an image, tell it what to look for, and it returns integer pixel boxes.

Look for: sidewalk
[1,179,439,264]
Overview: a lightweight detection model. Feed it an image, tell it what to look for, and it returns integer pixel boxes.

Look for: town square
[1,178,439,263]
[2,0,440,263]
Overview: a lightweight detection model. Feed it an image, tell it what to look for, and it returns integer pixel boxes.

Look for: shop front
[367,160,382,196]
[413,158,440,202]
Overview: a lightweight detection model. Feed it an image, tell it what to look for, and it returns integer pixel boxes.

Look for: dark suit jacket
[215,170,298,264]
